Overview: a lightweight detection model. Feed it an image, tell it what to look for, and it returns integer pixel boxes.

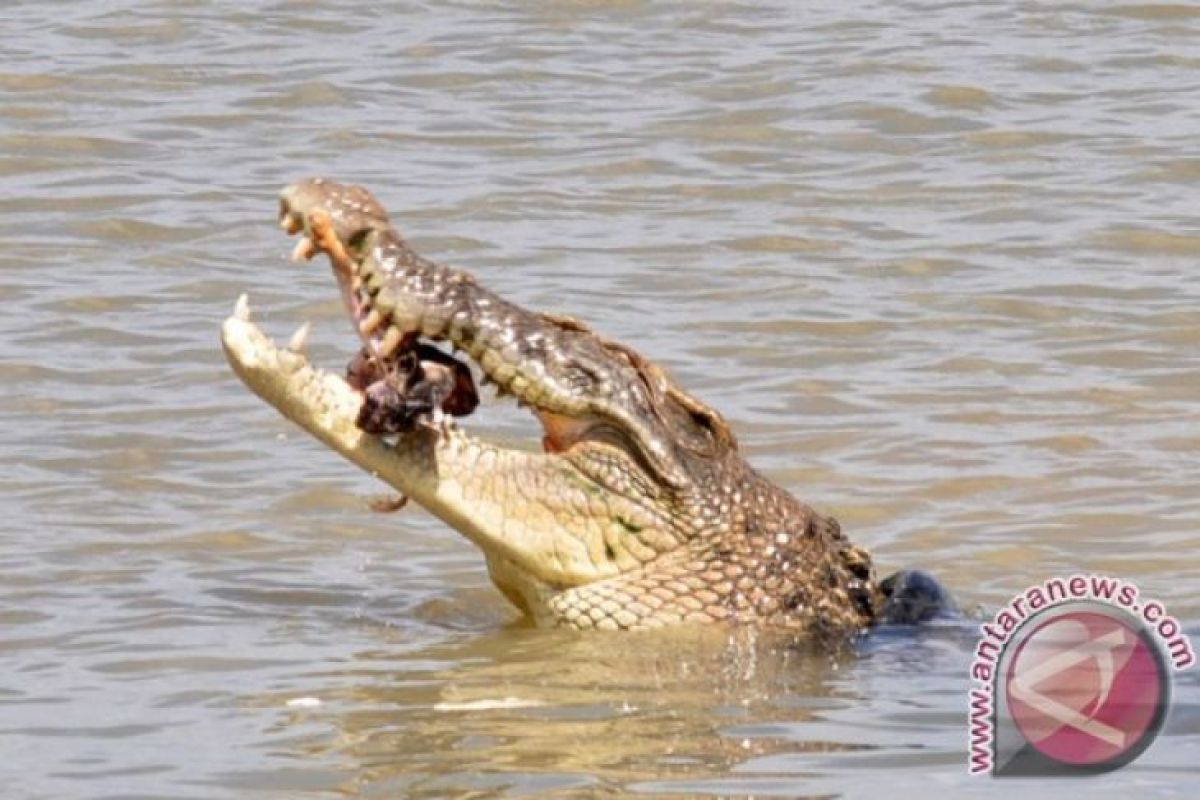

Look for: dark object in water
[878,570,957,625]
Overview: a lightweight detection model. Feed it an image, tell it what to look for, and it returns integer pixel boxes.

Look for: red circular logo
[1005,608,1166,767]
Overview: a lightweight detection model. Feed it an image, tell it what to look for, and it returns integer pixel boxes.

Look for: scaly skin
[223,179,884,637]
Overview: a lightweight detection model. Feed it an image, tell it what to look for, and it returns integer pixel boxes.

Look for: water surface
[1,1,1197,797]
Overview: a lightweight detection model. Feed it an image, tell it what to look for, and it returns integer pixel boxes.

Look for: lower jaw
[222,297,520,468]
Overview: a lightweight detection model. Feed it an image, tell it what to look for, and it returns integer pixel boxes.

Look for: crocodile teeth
[287,321,311,353]
[234,293,250,320]
[291,236,317,262]
[359,308,386,336]
[377,326,404,358]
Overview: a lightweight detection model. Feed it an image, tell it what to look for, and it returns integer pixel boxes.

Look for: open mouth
[276,188,597,457]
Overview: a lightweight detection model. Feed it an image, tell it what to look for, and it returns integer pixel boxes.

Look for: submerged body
[222,179,947,637]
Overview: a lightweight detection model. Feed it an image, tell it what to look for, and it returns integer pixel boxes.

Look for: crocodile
[221,178,950,638]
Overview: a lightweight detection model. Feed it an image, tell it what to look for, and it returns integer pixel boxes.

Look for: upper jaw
[275,186,644,476]
[275,178,707,491]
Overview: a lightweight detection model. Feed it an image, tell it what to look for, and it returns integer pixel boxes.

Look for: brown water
[2,1,1198,797]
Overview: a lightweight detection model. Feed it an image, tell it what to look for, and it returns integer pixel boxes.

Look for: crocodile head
[222,179,881,634]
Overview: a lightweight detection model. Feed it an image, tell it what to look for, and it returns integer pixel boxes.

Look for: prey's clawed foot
[367,494,410,513]
[279,178,389,267]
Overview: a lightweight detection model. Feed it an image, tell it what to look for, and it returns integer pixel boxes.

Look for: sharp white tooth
[291,236,317,262]
[234,293,250,320]
[287,321,311,353]
[377,326,404,358]
[359,308,385,336]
